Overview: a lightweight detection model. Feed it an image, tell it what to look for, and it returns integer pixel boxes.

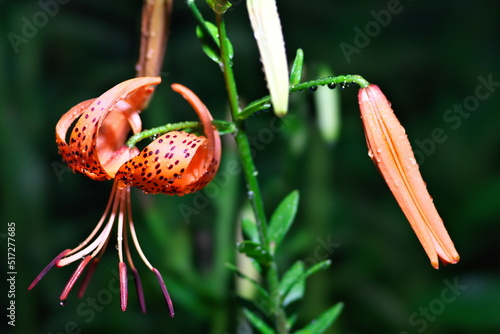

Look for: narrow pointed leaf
[243,308,276,334]
[242,217,260,243]
[196,26,220,63]
[289,48,304,85]
[293,302,344,334]
[268,190,300,254]
[196,21,233,64]
[226,263,270,300]
[239,97,272,119]
[279,261,305,306]
[288,314,299,330]
[280,260,331,304]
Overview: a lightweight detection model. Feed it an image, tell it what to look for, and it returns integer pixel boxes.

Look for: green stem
[126,121,198,147]
[126,120,236,148]
[215,11,289,334]
[290,74,369,90]
[239,74,370,120]
[215,12,269,242]
[187,0,219,47]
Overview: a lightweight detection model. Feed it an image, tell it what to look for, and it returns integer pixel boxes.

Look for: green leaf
[225,263,270,299]
[196,22,221,64]
[196,21,234,64]
[287,313,299,330]
[243,308,276,334]
[293,303,344,334]
[206,0,232,14]
[239,96,272,119]
[268,190,300,254]
[279,261,305,306]
[237,241,273,266]
[242,217,260,243]
[212,119,237,135]
[280,260,331,305]
[289,48,304,85]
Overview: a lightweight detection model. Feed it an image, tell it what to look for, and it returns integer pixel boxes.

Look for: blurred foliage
[1,0,500,333]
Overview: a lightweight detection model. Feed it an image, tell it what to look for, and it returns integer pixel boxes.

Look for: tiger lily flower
[115,83,221,195]
[29,77,220,316]
[358,84,459,268]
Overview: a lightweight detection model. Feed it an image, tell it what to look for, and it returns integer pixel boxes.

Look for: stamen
[58,187,120,267]
[152,267,175,318]
[127,190,153,270]
[77,258,100,298]
[65,182,118,257]
[60,256,93,304]
[119,262,128,311]
[28,249,72,290]
[131,268,146,313]
[123,189,146,313]
[58,217,114,267]
[117,187,126,263]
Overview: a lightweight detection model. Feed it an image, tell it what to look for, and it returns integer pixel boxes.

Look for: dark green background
[1,0,499,333]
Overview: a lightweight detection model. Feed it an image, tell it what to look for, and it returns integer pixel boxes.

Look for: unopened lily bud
[358,84,459,268]
[247,0,289,117]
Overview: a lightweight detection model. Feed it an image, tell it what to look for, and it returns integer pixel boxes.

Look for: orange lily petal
[56,77,161,180]
[116,84,221,195]
[358,84,459,268]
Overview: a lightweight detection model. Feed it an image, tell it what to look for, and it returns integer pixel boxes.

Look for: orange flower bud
[358,84,459,268]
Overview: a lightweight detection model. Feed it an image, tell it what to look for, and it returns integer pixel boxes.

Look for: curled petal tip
[56,77,161,181]
[116,84,221,195]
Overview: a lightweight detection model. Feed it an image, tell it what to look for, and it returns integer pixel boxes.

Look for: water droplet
[409,157,417,166]
[367,150,374,158]
[247,191,254,199]
[394,179,400,187]
[376,147,383,153]
[60,300,67,306]
[308,86,318,92]
[252,170,259,177]
[327,82,337,89]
